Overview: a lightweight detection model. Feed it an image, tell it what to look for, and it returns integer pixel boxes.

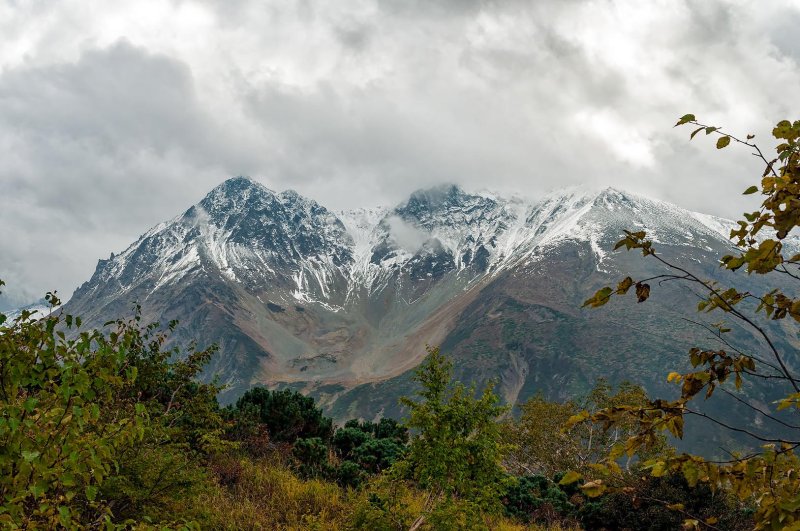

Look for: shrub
[578,473,752,531]
[0,284,223,528]
[503,475,575,525]
[336,460,366,489]
[351,437,405,474]
[393,346,513,529]
[293,437,334,479]
[231,387,333,443]
[332,426,370,459]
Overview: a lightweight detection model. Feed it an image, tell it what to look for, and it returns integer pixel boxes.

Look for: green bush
[393,346,513,529]
[335,460,366,489]
[0,283,224,528]
[0,292,146,527]
[578,473,752,531]
[292,437,333,479]
[373,417,409,443]
[344,417,409,443]
[503,475,575,524]
[500,470,751,530]
[351,437,405,474]
[332,426,370,459]
[231,387,333,443]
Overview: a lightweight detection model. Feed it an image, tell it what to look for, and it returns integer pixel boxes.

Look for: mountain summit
[63,178,793,451]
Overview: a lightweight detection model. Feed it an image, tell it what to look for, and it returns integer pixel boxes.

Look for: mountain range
[58,177,800,453]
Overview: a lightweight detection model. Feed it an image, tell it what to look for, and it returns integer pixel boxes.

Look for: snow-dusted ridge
[71,178,762,309]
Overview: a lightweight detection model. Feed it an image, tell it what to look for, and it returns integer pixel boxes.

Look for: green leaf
[22,450,40,462]
[773,120,793,139]
[565,410,590,428]
[675,114,696,127]
[716,136,731,149]
[58,506,71,526]
[743,186,758,195]
[85,485,98,502]
[667,416,684,438]
[682,460,700,487]
[23,397,38,413]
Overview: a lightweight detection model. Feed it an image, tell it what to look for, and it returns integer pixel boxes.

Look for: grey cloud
[334,22,372,52]
[769,10,800,63]
[0,42,244,303]
[1,44,197,147]
[1,0,799,304]
[375,0,484,17]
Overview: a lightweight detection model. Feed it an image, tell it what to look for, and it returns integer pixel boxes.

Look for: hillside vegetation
[0,293,748,529]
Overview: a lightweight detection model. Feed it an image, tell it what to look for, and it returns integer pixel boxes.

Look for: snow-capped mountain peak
[63,176,787,423]
[72,179,761,313]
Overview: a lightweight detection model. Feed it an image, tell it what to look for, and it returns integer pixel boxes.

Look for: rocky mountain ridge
[59,177,799,453]
[71,177,758,315]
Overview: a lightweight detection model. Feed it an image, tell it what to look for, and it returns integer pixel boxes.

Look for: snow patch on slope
[2,302,61,323]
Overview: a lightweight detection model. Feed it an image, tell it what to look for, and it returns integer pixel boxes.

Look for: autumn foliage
[577,117,800,529]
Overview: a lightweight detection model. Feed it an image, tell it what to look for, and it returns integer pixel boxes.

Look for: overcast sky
[1,0,799,306]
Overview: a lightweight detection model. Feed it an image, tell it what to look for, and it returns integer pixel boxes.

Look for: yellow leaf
[559,470,582,485]
[583,287,613,308]
[616,276,634,294]
[581,480,606,498]
[667,372,682,383]
[651,461,667,477]
[675,114,696,126]
[565,411,590,428]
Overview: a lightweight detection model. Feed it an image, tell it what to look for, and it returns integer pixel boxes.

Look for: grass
[186,454,584,530]
[193,455,354,530]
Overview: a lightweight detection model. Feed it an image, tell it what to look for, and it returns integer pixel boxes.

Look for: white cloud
[386,215,430,253]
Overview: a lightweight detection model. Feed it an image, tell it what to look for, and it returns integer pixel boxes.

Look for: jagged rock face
[63,177,800,453]
[390,185,510,275]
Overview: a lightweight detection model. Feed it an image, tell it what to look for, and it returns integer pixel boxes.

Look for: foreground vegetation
[0,294,749,529]
[1,116,797,529]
